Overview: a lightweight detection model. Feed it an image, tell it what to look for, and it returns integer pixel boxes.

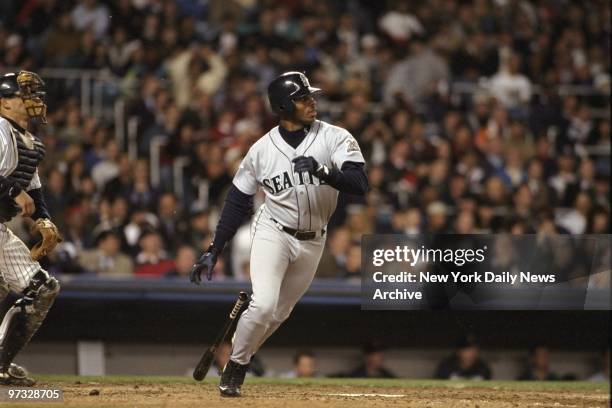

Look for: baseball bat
[193,291,249,381]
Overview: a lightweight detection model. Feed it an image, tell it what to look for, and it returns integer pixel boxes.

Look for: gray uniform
[230,119,364,364]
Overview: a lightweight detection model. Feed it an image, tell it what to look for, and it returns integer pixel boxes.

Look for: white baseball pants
[230,205,326,365]
[0,224,41,295]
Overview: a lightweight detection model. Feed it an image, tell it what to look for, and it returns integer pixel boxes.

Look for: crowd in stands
[0,0,609,281]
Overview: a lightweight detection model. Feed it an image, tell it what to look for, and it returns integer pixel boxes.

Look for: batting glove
[190,246,219,284]
[292,156,330,179]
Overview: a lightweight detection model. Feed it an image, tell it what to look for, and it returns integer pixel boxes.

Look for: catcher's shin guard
[0,270,60,370]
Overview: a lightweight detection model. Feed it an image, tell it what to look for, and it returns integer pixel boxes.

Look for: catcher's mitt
[30,218,62,261]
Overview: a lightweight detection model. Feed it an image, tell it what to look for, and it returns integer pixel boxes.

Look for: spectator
[452,208,475,233]
[517,345,559,381]
[488,53,532,115]
[426,202,448,233]
[70,0,110,39]
[434,334,492,380]
[343,340,396,378]
[157,192,189,253]
[557,192,592,234]
[384,37,449,108]
[340,242,362,282]
[128,160,158,210]
[0,0,608,283]
[91,139,121,190]
[378,3,424,43]
[44,168,68,231]
[282,350,318,378]
[317,226,351,278]
[43,12,81,65]
[165,245,197,279]
[78,230,133,277]
[134,230,173,277]
[187,211,212,251]
[62,205,94,250]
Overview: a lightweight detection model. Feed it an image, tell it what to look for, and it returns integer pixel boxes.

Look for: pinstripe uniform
[0,117,43,293]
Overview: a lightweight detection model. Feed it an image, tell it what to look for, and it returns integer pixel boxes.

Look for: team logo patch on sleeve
[346,137,360,153]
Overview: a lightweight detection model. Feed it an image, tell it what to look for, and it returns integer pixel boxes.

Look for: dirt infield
[1,377,609,408]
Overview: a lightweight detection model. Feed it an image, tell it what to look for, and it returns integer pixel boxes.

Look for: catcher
[0,71,61,386]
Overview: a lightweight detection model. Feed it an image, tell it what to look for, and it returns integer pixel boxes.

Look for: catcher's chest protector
[9,126,45,189]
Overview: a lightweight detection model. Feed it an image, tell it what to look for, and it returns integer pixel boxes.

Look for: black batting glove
[292,156,331,180]
[190,246,219,284]
[292,156,318,174]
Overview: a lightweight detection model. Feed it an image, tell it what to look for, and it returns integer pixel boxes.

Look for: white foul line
[325,393,407,398]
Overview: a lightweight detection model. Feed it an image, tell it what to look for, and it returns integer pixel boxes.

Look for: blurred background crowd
[0,0,609,282]
[210,335,610,381]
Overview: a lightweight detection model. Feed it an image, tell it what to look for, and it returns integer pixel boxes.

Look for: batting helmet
[267,72,322,116]
[0,71,47,123]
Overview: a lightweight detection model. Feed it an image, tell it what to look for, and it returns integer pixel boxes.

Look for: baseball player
[190,72,368,397]
[0,71,62,386]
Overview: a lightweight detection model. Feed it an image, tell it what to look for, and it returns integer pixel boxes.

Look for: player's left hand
[30,218,62,261]
[190,246,219,284]
[292,156,319,174]
[293,156,331,180]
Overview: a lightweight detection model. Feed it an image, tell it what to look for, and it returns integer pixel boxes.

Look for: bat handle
[229,291,248,319]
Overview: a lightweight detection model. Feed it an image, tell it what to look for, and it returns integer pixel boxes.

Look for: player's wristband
[207,242,223,256]
[315,163,331,180]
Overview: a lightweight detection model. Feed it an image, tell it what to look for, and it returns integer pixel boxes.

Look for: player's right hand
[15,190,35,217]
[190,246,219,284]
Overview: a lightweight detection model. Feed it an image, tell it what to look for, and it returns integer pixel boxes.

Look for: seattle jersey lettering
[262,170,328,194]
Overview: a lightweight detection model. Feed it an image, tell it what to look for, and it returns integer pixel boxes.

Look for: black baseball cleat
[218,360,249,397]
[0,363,36,386]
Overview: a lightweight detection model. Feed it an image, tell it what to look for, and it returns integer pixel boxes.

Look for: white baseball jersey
[0,117,42,190]
[232,120,365,231]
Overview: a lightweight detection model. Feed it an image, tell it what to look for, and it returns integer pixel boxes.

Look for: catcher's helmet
[267,71,322,116]
[0,71,47,123]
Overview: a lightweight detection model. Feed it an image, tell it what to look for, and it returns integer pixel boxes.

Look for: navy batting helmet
[267,72,322,116]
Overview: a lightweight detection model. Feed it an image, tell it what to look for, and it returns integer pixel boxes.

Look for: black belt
[270,218,325,241]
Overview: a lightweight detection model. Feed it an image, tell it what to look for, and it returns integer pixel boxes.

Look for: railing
[14,69,608,211]
[30,68,121,119]
[451,80,611,119]
[49,275,612,309]
[126,116,139,160]
[15,68,608,122]
[149,135,166,188]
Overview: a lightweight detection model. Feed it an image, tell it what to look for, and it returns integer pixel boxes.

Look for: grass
[37,375,609,391]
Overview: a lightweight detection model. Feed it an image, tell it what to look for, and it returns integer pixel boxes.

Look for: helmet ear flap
[279,98,295,116]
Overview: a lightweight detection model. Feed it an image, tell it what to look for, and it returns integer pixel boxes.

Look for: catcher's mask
[0,71,47,124]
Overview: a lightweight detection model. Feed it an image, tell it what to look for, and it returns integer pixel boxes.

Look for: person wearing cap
[517,345,559,381]
[434,334,492,380]
[344,340,397,378]
[78,230,133,277]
